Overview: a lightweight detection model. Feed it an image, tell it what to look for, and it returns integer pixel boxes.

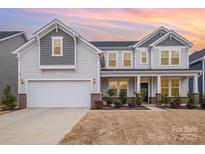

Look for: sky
[0,8,205,52]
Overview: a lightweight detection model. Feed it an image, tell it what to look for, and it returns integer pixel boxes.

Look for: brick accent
[91,93,101,109]
[192,93,200,104]
[149,97,156,104]
[18,94,27,108]
[156,93,161,105]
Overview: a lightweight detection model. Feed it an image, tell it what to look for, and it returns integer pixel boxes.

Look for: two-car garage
[27,80,91,108]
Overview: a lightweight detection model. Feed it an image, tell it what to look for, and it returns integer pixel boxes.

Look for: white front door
[27,80,91,107]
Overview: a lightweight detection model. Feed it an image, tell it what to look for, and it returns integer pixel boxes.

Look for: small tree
[119,89,127,104]
[0,85,17,110]
[106,89,115,105]
[186,93,195,109]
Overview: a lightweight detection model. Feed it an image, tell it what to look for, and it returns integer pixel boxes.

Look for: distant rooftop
[189,48,205,62]
[90,41,138,48]
[0,31,23,40]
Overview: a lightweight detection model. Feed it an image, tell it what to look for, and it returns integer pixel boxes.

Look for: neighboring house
[0,31,27,98]
[189,48,205,95]
[13,19,200,108]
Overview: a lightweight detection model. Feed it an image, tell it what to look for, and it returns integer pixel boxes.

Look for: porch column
[192,74,199,104]
[193,75,198,93]
[137,76,141,93]
[157,75,161,93]
[156,75,161,105]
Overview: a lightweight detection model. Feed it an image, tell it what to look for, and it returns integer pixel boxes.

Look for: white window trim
[161,77,181,97]
[140,49,148,64]
[107,51,118,68]
[159,48,181,66]
[52,36,63,56]
[122,51,133,68]
[108,79,129,96]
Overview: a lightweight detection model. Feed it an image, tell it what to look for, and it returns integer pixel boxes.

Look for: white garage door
[27,80,91,107]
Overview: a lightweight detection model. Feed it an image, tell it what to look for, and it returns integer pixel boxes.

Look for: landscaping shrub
[119,89,127,104]
[186,93,196,109]
[114,101,121,108]
[134,93,144,106]
[128,101,136,108]
[170,96,181,109]
[94,100,107,109]
[0,85,16,110]
[160,94,170,106]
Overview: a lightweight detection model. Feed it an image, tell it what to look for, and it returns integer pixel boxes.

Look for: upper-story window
[122,51,132,68]
[108,52,117,68]
[140,50,148,64]
[52,37,63,56]
[160,49,179,66]
[171,50,179,65]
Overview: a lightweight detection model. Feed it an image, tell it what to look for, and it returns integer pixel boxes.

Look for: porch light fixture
[93,78,96,84]
[20,79,24,85]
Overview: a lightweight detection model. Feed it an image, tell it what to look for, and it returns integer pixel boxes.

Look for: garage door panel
[27,81,90,107]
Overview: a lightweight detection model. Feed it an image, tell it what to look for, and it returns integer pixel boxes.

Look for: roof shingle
[0,31,23,40]
[189,48,205,62]
[90,41,138,48]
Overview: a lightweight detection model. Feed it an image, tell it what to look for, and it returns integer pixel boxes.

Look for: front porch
[100,70,200,104]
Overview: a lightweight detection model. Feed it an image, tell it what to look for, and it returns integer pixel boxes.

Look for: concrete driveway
[0,108,88,145]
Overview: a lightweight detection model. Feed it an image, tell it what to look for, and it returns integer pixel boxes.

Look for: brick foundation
[18,94,27,108]
[91,93,101,109]
[156,93,161,105]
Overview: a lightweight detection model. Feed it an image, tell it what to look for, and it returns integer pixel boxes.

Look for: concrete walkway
[143,104,165,111]
[0,108,88,145]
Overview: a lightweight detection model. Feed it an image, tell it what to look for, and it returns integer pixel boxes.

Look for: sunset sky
[0,8,205,52]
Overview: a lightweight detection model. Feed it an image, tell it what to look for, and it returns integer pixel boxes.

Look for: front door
[140,83,148,102]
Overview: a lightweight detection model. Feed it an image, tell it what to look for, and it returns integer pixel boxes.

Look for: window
[108,80,128,96]
[108,81,118,96]
[140,50,148,64]
[160,50,169,65]
[119,80,128,95]
[171,50,179,65]
[52,37,63,56]
[123,52,132,67]
[161,78,169,96]
[161,78,180,96]
[108,52,117,68]
[171,79,179,96]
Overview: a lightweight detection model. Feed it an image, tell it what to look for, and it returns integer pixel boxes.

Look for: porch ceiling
[100,69,201,77]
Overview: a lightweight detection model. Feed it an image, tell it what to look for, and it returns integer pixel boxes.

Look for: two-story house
[0,31,27,97]
[13,19,199,108]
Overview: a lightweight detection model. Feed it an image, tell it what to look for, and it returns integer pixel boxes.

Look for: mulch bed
[0,108,21,115]
[92,106,149,110]
[157,105,204,110]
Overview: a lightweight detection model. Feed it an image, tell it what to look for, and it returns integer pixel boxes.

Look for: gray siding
[19,39,99,94]
[189,61,202,70]
[135,48,151,69]
[157,37,184,46]
[139,30,168,47]
[40,29,75,65]
[152,47,189,69]
[0,34,26,97]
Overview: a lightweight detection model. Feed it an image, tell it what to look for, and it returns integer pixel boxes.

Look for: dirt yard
[60,109,205,145]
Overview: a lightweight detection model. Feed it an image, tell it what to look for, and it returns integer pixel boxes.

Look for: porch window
[119,80,128,95]
[161,78,169,96]
[123,52,132,67]
[160,50,169,65]
[171,79,179,96]
[52,37,63,56]
[108,81,118,96]
[171,50,179,65]
[108,52,117,68]
[140,50,148,64]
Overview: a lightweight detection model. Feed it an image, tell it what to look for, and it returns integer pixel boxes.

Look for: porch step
[143,104,165,111]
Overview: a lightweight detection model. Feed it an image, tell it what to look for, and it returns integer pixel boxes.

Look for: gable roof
[13,19,102,55]
[189,48,205,63]
[150,30,193,47]
[90,41,138,48]
[132,26,169,48]
[0,31,27,42]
